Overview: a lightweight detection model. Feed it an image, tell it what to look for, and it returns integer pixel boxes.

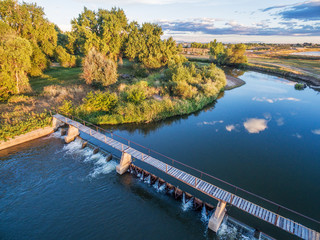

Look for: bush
[0,111,51,141]
[127,88,146,104]
[82,91,118,112]
[294,83,305,90]
[59,100,74,116]
[82,48,118,87]
[171,81,197,99]
[126,81,148,104]
[55,46,76,68]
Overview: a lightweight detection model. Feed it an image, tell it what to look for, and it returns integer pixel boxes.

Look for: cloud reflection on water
[311,129,320,135]
[252,97,300,103]
[243,118,268,134]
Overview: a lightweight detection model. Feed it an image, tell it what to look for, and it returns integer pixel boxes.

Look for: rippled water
[1,71,319,240]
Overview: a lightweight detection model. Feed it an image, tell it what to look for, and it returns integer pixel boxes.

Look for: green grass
[30,67,83,93]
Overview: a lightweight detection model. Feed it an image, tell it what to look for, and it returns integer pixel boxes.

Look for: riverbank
[0,126,53,151]
[1,60,227,138]
[246,64,320,86]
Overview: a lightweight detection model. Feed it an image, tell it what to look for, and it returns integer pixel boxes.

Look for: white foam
[63,138,83,154]
[181,193,193,211]
[89,158,117,178]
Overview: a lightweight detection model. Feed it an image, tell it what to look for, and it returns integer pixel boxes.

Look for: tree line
[0,1,180,101]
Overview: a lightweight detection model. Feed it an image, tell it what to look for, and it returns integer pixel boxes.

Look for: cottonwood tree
[0,23,33,100]
[0,0,57,76]
[70,7,127,60]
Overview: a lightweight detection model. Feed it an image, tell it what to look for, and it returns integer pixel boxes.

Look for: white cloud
[226,125,235,132]
[293,133,302,139]
[252,97,300,103]
[75,0,201,5]
[312,129,320,135]
[198,120,223,126]
[243,118,268,133]
[276,117,284,126]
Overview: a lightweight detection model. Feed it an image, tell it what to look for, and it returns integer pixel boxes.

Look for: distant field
[183,48,320,83]
[247,56,320,78]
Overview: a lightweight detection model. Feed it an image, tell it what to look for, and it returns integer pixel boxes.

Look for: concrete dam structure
[53,113,320,240]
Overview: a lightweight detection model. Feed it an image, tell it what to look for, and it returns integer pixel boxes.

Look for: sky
[23,0,320,43]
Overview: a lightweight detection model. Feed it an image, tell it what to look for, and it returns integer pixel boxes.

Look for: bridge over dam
[52,113,320,240]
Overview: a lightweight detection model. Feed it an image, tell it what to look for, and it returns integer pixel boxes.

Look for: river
[290,51,320,56]
[1,71,319,240]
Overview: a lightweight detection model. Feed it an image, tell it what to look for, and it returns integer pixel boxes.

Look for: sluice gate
[53,113,320,240]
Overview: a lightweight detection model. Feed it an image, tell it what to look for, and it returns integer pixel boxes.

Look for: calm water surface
[1,71,319,240]
[290,51,320,56]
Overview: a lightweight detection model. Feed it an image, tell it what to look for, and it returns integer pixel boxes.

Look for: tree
[124,21,141,61]
[0,26,33,100]
[209,39,225,61]
[227,43,248,65]
[70,7,127,59]
[55,46,76,68]
[125,22,179,68]
[209,40,247,66]
[0,0,57,76]
[82,48,118,87]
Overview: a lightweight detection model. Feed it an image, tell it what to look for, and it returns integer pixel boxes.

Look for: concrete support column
[208,201,227,232]
[64,125,80,143]
[116,152,132,175]
[52,117,64,131]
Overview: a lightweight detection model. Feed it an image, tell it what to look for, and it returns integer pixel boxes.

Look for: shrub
[59,100,74,116]
[82,48,118,87]
[82,91,118,112]
[294,83,305,90]
[171,81,197,99]
[127,88,146,104]
[126,81,148,104]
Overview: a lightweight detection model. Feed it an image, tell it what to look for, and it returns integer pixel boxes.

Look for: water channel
[1,71,319,240]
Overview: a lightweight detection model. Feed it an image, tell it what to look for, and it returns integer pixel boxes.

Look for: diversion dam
[53,113,320,240]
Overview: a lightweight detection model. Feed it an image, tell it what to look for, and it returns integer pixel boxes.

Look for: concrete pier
[64,125,80,143]
[208,201,227,232]
[116,152,132,175]
[52,117,64,131]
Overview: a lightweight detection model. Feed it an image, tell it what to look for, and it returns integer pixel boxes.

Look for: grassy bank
[0,111,51,141]
[60,60,226,125]
[0,67,90,141]
[1,60,227,140]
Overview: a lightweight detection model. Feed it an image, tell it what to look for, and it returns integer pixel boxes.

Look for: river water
[290,51,320,56]
[1,71,319,240]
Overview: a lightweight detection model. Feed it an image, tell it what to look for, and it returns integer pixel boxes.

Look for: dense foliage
[0,23,33,101]
[0,111,51,141]
[82,48,118,86]
[0,0,57,76]
[209,42,247,66]
[55,46,77,68]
